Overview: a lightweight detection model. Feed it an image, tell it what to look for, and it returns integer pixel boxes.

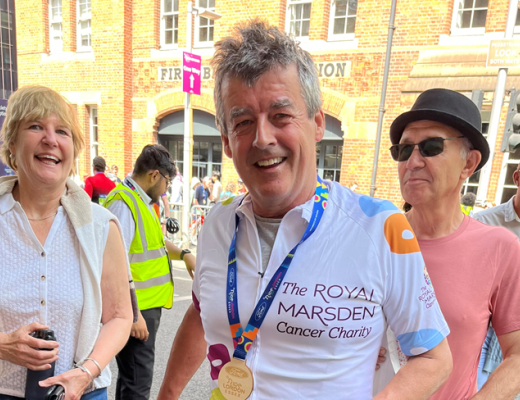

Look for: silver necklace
[27,211,58,221]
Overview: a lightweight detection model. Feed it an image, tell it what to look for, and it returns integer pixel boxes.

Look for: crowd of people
[1,19,520,400]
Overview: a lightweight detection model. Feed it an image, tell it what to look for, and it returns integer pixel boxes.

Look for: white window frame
[89,106,98,171]
[161,0,179,49]
[285,0,312,40]
[316,140,343,183]
[49,0,63,53]
[328,0,357,41]
[461,116,489,196]
[194,0,215,48]
[450,0,488,36]
[495,150,520,205]
[77,0,92,52]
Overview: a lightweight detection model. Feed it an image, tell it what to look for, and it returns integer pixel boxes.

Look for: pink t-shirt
[419,216,520,400]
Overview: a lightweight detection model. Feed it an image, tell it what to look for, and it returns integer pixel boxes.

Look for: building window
[317,142,342,182]
[161,0,179,47]
[161,137,222,180]
[196,0,215,44]
[461,119,488,195]
[0,0,16,100]
[287,0,311,38]
[89,106,98,168]
[77,0,91,51]
[329,0,357,40]
[500,148,520,204]
[49,0,62,52]
[452,0,488,34]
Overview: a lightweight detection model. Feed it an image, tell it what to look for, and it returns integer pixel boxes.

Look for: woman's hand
[0,322,59,370]
[39,367,92,400]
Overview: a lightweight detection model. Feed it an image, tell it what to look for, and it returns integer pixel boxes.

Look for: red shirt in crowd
[84,172,116,204]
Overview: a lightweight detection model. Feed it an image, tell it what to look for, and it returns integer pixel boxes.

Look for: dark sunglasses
[389,136,465,162]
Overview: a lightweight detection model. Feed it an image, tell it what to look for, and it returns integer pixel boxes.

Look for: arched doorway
[157,109,222,180]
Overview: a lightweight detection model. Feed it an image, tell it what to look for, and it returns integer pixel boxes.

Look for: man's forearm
[471,354,520,400]
[157,304,206,400]
[374,339,452,400]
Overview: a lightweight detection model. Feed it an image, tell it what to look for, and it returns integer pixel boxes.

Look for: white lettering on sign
[487,40,520,68]
[184,53,201,64]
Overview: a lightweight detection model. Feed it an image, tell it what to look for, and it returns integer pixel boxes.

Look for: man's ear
[461,150,482,180]
[149,169,160,184]
[221,132,232,158]
[513,169,520,187]
[314,110,325,142]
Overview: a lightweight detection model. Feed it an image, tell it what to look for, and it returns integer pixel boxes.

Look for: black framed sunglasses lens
[391,138,445,162]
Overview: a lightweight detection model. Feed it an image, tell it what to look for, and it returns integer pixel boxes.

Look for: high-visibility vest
[105,184,173,310]
[460,204,473,216]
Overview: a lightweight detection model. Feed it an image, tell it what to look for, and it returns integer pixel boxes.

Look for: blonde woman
[0,86,135,400]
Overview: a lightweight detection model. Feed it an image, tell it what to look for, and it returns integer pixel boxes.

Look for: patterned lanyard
[226,176,329,361]
[124,178,160,225]
[124,178,144,202]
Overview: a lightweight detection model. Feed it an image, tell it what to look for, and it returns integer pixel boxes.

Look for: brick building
[15,0,520,205]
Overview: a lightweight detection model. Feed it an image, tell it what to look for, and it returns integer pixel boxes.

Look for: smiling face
[398,120,480,208]
[10,114,74,189]
[220,65,325,218]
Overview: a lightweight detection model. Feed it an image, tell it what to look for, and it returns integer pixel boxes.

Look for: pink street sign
[183,52,202,95]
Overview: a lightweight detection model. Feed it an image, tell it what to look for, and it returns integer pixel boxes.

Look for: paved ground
[107,259,210,400]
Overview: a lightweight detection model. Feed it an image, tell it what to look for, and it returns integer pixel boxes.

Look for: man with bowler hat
[387,88,520,399]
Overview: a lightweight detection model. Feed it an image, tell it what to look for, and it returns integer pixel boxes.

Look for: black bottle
[24,329,57,400]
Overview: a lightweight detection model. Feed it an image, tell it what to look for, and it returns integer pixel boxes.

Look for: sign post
[181,2,220,247]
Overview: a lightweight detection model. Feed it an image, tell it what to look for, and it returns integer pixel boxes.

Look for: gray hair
[459,137,474,160]
[211,20,322,136]
[461,192,476,207]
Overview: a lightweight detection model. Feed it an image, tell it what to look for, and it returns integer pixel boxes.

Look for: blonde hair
[0,85,84,175]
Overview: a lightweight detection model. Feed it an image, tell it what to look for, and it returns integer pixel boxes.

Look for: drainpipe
[370,0,398,197]
[476,0,519,205]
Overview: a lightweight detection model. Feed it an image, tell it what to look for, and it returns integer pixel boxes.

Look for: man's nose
[253,117,277,149]
[405,146,425,170]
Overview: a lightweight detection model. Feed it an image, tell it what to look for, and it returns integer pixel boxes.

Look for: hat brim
[390,109,490,171]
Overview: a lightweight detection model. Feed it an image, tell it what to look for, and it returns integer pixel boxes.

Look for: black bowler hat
[390,88,490,171]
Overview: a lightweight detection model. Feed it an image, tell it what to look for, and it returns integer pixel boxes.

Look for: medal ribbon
[226,176,329,361]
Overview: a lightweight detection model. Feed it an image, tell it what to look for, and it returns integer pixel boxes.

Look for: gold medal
[218,358,254,400]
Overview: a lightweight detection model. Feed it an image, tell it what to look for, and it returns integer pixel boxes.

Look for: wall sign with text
[158,61,352,82]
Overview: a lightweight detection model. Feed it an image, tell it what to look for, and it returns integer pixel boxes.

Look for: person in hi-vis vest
[105,144,196,400]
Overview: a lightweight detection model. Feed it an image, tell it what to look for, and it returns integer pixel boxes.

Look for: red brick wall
[16,0,515,205]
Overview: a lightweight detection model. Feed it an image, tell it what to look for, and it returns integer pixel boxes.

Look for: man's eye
[275,113,290,120]
[236,120,252,128]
